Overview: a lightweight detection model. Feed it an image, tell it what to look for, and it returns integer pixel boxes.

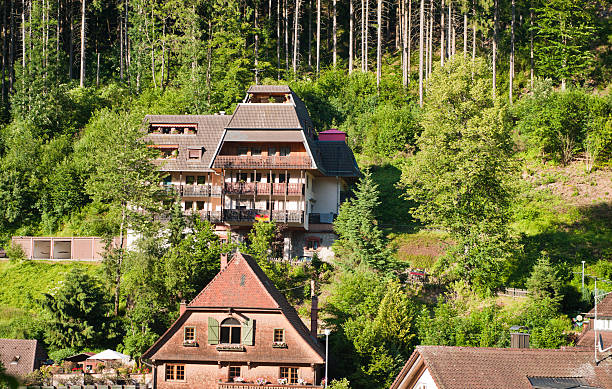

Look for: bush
[5,242,26,261]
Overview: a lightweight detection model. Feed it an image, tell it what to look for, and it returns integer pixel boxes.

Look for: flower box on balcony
[272,341,288,348]
[183,340,198,347]
[216,344,246,352]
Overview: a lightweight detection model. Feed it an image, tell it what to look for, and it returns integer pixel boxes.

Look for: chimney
[221,252,228,270]
[180,301,187,315]
[310,279,318,338]
[510,326,530,348]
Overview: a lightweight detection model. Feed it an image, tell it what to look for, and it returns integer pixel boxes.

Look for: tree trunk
[332,0,337,66]
[428,0,433,75]
[440,0,444,66]
[22,0,26,71]
[472,0,476,64]
[463,13,467,58]
[361,0,365,71]
[349,0,353,74]
[419,0,423,106]
[407,0,411,82]
[114,205,126,316]
[424,10,428,81]
[69,3,73,79]
[120,8,123,80]
[96,51,100,86]
[509,0,515,104]
[277,0,281,78]
[316,0,320,73]
[365,0,369,72]
[1,0,6,102]
[161,22,165,88]
[285,0,289,73]
[308,0,312,68]
[292,0,300,73]
[255,2,259,82]
[8,0,14,92]
[447,0,451,58]
[530,1,534,89]
[376,0,381,88]
[492,0,498,98]
[80,0,85,87]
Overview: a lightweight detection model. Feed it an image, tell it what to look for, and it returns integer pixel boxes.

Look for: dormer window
[149,145,178,159]
[149,124,197,135]
[188,148,202,160]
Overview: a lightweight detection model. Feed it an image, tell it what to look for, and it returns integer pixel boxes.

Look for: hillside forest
[0,0,611,388]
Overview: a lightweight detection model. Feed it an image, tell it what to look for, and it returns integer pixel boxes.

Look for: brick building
[142,252,325,389]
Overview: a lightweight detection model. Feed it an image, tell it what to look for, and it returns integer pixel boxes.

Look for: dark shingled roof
[391,345,612,389]
[144,115,229,172]
[247,85,291,94]
[315,141,360,177]
[225,104,304,130]
[587,294,612,318]
[0,339,46,377]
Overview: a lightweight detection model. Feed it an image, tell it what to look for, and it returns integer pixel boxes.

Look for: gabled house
[390,345,612,389]
[144,85,360,261]
[0,339,47,378]
[142,252,325,388]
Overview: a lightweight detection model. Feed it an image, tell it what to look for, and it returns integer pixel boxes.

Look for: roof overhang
[224,130,304,142]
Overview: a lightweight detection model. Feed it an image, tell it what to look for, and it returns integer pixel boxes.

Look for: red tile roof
[0,339,46,378]
[588,294,612,318]
[391,345,612,389]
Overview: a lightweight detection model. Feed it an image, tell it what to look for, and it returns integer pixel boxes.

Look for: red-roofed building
[142,252,324,389]
[390,345,612,389]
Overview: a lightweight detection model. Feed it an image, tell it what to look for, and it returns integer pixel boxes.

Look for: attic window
[184,326,196,345]
[149,124,197,135]
[220,318,241,344]
[149,145,178,159]
[188,148,202,160]
[10,355,20,365]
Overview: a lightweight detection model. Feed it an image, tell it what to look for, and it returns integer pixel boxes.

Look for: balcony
[218,384,321,389]
[195,211,223,223]
[223,209,304,224]
[163,184,223,197]
[214,156,313,169]
[224,182,304,196]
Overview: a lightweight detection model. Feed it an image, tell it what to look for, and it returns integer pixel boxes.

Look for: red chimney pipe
[180,301,187,315]
[221,253,228,270]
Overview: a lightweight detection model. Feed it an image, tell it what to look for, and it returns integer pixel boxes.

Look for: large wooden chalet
[144,85,360,260]
[141,252,325,389]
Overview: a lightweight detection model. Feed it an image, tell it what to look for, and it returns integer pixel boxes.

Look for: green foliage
[513,86,611,165]
[324,268,417,389]
[362,104,421,158]
[333,170,395,272]
[5,242,26,261]
[532,0,597,87]
[328,378,351,389]
[526,255,563,302]
[41,267,115,351]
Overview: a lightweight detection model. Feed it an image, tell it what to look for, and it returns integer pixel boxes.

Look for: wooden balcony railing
[213,155,313,169]
[224,182,304,196]
[223,209,304,224]
[162,184,223,197]
[218,383,322,389]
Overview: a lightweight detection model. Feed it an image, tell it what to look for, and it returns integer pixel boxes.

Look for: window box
[216,344,246,352]
[183,340,198,347]
[272,341,288,348]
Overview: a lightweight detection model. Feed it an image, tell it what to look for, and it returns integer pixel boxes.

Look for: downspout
[141,359,156,389]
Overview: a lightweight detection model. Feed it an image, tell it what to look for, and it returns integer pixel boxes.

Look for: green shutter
[208,317,219,345]
[242,318,254,346]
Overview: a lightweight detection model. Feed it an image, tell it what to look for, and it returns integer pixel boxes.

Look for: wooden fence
[498,287,529,298]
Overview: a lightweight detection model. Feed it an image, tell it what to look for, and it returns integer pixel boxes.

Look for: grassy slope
[0,260,101,338]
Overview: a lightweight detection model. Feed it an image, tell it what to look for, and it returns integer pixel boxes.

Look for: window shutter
[208,317,219,345]
[242,319,254,346]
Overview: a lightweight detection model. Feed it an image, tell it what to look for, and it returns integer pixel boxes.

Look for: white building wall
[311,177,340,214]
[413,369,437,389]
[595,319,612,331]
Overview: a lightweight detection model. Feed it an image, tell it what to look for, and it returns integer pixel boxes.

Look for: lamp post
[324,328,331,388]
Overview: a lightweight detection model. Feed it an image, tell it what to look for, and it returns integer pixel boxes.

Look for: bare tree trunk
[349,0,354,73]
[428,0,433,75]
[407,0,411,82]
[80,0,85,87]
[161,22,165,88]
[255,2,259,82]
[1,0,6,101]
[376,0,381,88]
[365,0,369,72]
[114,206,126,316]
[96,51,100,86]
[509,0,514,104]
[22,0,26,71]
[292,0,300,73]
[472,0,476,63]
[530,1,534,89]
[285,0,289,74]
[56,0,60,65]
[401,0,407,86]
[419,0,423,106]
[316,0,320,73]
[463,13,467,57]
[308,0,312,68]
[492,0,497,98]
[277,0,281,78]
[8,0,14,93]
[447,0,451,58]
[151,7,157,88]
[120,7,123,80]
[440,0,444,66]
[332,0,337,66]
[361,0,365,71]
[424,10,428,81]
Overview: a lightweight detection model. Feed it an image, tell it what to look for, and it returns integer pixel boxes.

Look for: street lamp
[324,329,331,388]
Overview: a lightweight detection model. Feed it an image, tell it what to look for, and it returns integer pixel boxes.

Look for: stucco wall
[310,178,339,215]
